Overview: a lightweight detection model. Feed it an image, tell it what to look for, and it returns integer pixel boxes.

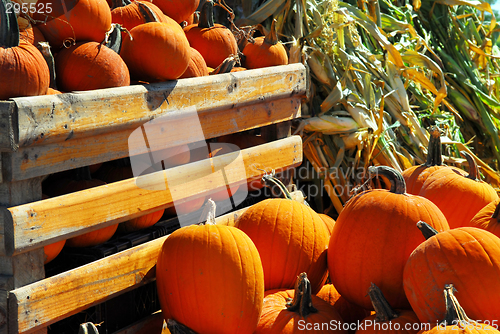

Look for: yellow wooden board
[5,136,302,256]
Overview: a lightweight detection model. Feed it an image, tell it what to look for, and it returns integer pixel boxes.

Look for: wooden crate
[0,63,307,334]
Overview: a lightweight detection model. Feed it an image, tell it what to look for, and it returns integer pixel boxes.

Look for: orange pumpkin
[318,213,335,236]
[235,195,329,294]
[328,166,449,310]
[404,223,500,323]
[242,19,288,69]
[18,17,46,46]
[183,0,238,69]
[179,47,210,78]
[42,194,66,264]
[402,126,446,195]
[256,273,345,333]
[419,151,499,228]
[141,0,199,24]
[469,198,500,237]
[156,200,264,334]
[111,0,176,31]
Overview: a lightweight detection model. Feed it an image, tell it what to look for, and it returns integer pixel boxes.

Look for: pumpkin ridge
[239,228,261,318]
[227,226,249,329]
[275,199,293,289]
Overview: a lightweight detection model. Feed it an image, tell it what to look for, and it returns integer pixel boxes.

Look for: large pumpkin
[0,0,50,100]
[33,0,112,48]
[156,200,264,334]
[402,126,446,195]
[469,198,500,237]
[235,193,329,294]
[403,223,500,323]
[111,0,176,31]
[180,47,210,78]
[121,21,190,81]
[419,151,499,228]
[183,0,238,69]
[242,19,288,69]
[328,166,449,310]
[55,41,130,91]
[256,273,345,333]
[356,284,421,334]
[141,0,199,24]
[415,284,500,334]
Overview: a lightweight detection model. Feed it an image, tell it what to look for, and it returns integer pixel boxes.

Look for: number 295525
[5,2,53,15]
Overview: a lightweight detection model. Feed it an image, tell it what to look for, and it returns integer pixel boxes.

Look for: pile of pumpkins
[0,0,289,101]
[155,127,500,333]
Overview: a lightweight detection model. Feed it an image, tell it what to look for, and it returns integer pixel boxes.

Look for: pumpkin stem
[264,19,279,45]
[199,0,215,29]
[425,126,443,167]
[416,221,439,240]
[0,0,20,48]
[166,319,198,334]
[136,1,161,23]
[261,172,293,200]
[460,151,479,181]
[36,42,57,89]
[198,198,217,225]
[210,54,239,74]
[367,166,406,194]
[104,24,124,54]
[368,283,399,322]
[286,273,318,317]
[440,284,474,326]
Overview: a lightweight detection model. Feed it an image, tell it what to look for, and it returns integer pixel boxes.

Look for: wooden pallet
[0,63,307,334]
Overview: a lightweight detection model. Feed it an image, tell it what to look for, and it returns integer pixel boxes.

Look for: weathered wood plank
[0,102,17,153]
[7,199,272,334]
[11,64,306,149]
[5,97,301,182]
[6,136,302,256]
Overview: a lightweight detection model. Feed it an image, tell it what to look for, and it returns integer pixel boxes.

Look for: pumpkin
[403,222,500,323]
[33,0,112,49]
[235,182,330,293]
[402,126,446,195]
[183,0,238,69]
[18,17,46,46]
[328,166,449,311]
[111,0,176,32]
[419,150,499,228]
[242,19,288,69]
[415,284,500,334]
[52,167,119,248]
[316,284,370,330]
[121,21,190,81]
[0,0,50,100]
[55,41,130,91]
[180,47,210,78]
[357,283,421,334]
[256,273,345,333]
[141,0,199,24]
[318,213,335,236]
[469,198,500,237]
[156,200,264,334]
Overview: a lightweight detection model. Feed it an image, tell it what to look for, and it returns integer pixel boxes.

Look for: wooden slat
[0,102,17,152]
[7,198,271,334]
[10,64,306,149]
[5,136,302,256]
[5,97,301,182]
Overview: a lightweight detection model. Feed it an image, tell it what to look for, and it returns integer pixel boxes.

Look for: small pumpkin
[33,0,112,49]
[403,222,500,323]
[18,17,46,46]
[415,284,500,334]
[179,47,210,78]
[121,21,190,81]
[156,200,264,334]
[328,166,449,310]
[318,213,335,236]
[316,284,369,329]
[235,177,330,294]
[357,283,421,334]
[183,0,238,69]
[256,273,345,333]
[242,19,288,69]
[402,126,446,195]
[469,198,500,238]
[0,0,50,100]
[419,150,499,228]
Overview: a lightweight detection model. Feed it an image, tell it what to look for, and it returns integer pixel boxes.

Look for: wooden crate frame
[0,63,307,334]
